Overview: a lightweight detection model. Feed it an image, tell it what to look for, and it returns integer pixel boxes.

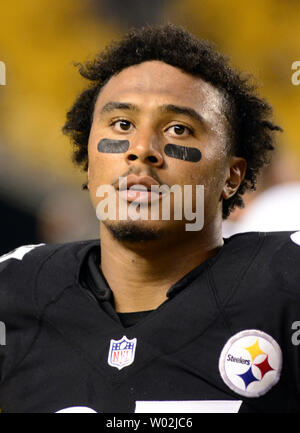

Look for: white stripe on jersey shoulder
[291,231,300,246]
[0,244,45,263]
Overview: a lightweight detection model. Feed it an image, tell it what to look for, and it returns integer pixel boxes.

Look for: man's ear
[222,156,247,200]
[87,167,90,190]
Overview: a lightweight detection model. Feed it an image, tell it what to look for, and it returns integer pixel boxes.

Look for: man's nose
[124,133,164,167]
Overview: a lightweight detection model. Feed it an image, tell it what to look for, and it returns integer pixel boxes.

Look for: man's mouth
[117,174,163,203]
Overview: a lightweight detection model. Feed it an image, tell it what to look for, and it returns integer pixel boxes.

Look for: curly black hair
[62,23,282,218]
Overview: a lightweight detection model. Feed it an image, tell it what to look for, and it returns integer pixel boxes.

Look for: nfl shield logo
[108,335,137,370]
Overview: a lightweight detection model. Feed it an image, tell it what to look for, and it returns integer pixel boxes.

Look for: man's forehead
[96,60,225,116]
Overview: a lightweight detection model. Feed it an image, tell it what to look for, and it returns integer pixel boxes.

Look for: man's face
[88,60,232,242]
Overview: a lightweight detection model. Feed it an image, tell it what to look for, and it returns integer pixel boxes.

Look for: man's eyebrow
[100,101,140,114]
[159,104,206,126]
[99,101,206,126]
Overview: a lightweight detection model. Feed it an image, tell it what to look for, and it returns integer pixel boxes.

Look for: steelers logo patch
[219,330,282,398]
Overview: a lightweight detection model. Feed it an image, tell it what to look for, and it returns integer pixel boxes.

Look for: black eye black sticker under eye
[164,143,202,162]
[97,138,130,153]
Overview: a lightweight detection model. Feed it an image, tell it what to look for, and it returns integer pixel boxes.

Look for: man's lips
[118,174,160,191]
[117,174,163,203]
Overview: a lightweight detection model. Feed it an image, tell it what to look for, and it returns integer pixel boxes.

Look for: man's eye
[167,125,192,136]
[112,120,133,132]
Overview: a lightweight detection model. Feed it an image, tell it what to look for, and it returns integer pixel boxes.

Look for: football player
[0,24,299,413]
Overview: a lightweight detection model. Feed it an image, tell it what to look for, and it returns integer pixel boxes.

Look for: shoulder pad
[0,239,98,382]
[0,244,45,271]
[212,231,300,303]
[268,230,300,296]
[0,239,98,313]
[227,230,300,296]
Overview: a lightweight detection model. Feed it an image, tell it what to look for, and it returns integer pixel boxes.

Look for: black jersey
[0,231,300,413]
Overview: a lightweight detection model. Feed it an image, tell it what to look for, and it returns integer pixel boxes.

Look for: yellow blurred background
[0,0,299,253]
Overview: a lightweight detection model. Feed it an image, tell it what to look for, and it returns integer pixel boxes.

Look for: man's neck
[99,222,223,313]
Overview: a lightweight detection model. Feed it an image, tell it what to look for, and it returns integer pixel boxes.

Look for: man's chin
[103,220,163,243]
